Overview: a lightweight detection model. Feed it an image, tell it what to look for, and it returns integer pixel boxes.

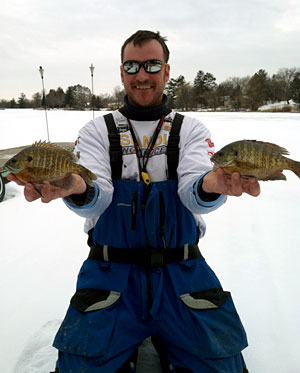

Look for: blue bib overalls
[53,114,248,372]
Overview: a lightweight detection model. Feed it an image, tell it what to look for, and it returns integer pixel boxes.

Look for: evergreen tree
[165,75,185,108]
[17,93,28,108]
[32,92,42,108]
[66,85,91,110]
[290,72,300,107]
[193,70,217,107]
[65,86,75,108]
[46,89,57,108]
[56,87,66,108]
[10,98,17,108]
[246,69,270,110]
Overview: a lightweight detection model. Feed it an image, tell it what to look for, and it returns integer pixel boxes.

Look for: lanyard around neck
[127,116,165,184]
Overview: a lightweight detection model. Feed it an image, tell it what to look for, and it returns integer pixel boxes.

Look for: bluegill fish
[2,141,96,187]
[211,140,300,181]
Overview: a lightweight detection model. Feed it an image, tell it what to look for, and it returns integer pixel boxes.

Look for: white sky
[1,0,300,100]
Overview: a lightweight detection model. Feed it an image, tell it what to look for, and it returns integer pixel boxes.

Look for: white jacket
[65,110,226,235]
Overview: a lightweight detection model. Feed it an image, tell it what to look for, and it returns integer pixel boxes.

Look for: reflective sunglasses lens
[123,60,163,74]
[123,61,140,74]
[144,60,162,73]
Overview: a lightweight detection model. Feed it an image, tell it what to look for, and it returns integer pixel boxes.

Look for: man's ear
[120,65,124,84]
[164,64,170,83]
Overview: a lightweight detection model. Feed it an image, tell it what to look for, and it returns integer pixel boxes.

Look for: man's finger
[231,173,243,196]
[24,183,42,202]
[247,178,260,197]
[6,174,26,186]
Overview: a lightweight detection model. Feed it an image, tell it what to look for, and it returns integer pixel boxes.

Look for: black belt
[88,244,203,267]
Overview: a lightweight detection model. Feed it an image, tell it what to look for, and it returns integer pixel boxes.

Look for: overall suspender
[88,112,203,265]
[103,113,123,180]
[103,112,184,180]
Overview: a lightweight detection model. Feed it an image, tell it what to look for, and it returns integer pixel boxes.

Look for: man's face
[121,40,170,108]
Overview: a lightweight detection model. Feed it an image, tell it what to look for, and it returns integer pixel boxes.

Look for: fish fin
[31,183,43,196]
[51,174,75,189]
[261,172,287,181]
[245,140,290,156]
[32,141,75,159]
[291,160,300,179]
[78,166,97,187]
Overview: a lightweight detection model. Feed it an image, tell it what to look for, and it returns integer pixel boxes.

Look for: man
[8,30,259,372]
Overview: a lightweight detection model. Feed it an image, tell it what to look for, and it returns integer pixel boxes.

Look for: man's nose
[136,66,149,80]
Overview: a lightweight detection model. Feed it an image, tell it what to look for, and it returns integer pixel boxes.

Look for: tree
[269,74,285,103]
[31,92,42,108]
[0,99,8,108]
[46,89,57,108]
[193,70,217,108]
[176,82,196,111]
[290,72,300,107]
[65,86,75,108]
[165,75,186,108]
[10,98,17,108]
[56,87,66,108]
[272,67,298,104]
[65,85,91,110]
[113,86,125,109]
[17,93,29,108]
[217,76,249,110]
[246,69,270,110]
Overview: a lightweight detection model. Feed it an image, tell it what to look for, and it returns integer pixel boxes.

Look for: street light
[39,66,50,141]
[89,64,95,119]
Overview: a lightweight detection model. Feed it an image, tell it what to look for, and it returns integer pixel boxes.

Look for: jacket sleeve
[177,116,226,214]
[63,117,114,219]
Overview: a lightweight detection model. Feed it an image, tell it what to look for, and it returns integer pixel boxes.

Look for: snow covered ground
[0,109,300,373]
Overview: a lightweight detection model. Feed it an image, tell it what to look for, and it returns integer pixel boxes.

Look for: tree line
[1,67,300,111]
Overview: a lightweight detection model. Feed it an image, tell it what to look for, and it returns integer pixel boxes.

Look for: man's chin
[128,91,162,108]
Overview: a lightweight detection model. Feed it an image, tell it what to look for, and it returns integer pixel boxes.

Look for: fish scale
[211,139,300,181]
[2,141,96,187]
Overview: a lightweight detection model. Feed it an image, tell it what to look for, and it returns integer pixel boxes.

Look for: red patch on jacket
[205,138,214,148]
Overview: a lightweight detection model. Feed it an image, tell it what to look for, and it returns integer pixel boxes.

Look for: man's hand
[6,173,87,203]
[202,168,260,197]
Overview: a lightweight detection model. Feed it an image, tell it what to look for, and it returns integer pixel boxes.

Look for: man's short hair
[121,30,170,63]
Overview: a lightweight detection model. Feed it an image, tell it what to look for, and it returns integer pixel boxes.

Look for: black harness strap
[104,112,184,181]
[104,113,123,180]
[167,113,184,180]
[88,244,203,266]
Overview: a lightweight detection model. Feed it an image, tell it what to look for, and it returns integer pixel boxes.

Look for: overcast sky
[1,0,299,100]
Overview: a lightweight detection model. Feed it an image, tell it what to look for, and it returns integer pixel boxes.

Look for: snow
[258,100,298,112]
[1,109,300,373]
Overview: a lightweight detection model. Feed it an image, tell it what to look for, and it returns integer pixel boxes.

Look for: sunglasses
[122,59,165,74]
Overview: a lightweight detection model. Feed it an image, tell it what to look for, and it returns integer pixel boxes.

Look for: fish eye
[11,158,17,163]
[27,156,33,162]
[234,151,238,156]
[218,151,224,157]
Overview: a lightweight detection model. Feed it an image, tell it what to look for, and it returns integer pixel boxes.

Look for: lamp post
[89,64,95,119]
[39,66,50,141]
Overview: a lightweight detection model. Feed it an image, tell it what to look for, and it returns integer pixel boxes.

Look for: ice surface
[0,109,299,372]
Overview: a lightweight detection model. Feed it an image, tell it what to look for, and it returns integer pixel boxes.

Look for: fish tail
[78,165,97,187]
[291,160,300,179]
